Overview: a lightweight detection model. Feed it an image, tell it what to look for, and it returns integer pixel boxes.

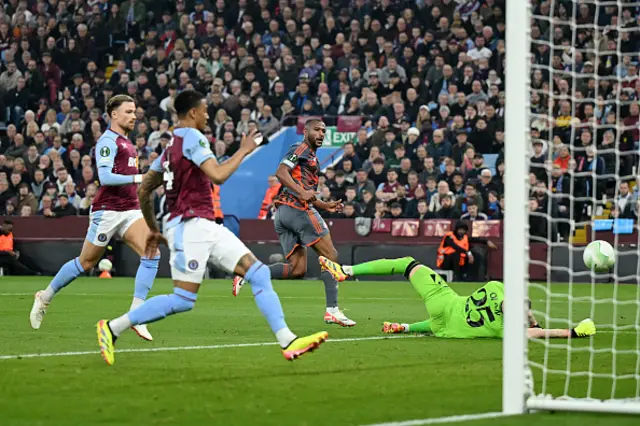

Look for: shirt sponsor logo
[128,157,138,168]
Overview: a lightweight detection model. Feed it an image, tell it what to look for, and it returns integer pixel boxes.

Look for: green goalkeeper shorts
[409,265,462,334]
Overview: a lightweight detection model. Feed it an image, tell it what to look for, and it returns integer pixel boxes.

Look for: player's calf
[106,287,197,338]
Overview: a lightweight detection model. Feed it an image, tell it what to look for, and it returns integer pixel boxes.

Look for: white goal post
[504,0,640,416]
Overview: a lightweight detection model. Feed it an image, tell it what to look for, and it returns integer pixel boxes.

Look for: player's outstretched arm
[96,138,143,185]
[527,318,596,339]
[199,131,260,184]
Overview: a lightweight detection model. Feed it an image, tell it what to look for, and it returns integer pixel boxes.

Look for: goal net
[504,0,640,415]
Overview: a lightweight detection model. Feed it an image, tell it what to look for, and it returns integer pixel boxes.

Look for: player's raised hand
[145,231,167,258]
[240,129,264,154]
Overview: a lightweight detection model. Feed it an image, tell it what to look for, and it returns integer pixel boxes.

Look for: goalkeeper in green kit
[319,256,596,339]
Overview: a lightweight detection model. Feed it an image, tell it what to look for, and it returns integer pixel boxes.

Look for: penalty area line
[359,411,511,426]
[0,335,421,361]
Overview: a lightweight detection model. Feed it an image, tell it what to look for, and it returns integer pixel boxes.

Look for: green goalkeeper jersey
[434,281,505,339]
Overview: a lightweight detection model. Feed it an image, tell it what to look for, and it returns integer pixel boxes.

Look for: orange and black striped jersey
[275,142,319,211]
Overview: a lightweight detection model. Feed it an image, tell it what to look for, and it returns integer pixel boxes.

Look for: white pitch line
[0,335,421,361]
[359,411,510,426]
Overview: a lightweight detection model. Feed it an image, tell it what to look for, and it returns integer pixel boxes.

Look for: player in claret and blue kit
[30,95,159,341]
[96,90,328,365]
[319,256,596,340]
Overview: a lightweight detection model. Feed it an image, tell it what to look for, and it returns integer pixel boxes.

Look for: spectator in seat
[530,139,547,180]
[374,200,391,219]
[381,130,400,160]
[368,157,387,188]
[611,181,637,220]
[390,202,405,219]
[258,175,282,220]
[340,158,356,184]
[456,182,485,214]
[344,187,360,213]
[0,220,37,275]
[330,170,347,201]
[376,168,401,203]
[451,128,474,166]
[486,191,503,219]
[460,203,488,221]
[356,189,375,218]
[427,129,451,164]
[78,183,97,216]
[419,156,439,183]
[435,194,459,219]
[15,183,38,215]
[354,169,376,201]
[44,193,77,218]
[413,199,430,220]
[64,181,82,210]
[464,153,487,182]
[341,202,358,219]
[54,167,73,193]
[429,180,451,213]
[20,205,33,217]
[528,198,549,242]
[477,169,501,199]
[257,105,280,137]
[340,142,363,171]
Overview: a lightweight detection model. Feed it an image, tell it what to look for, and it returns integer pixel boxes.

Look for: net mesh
[526,0,640,405]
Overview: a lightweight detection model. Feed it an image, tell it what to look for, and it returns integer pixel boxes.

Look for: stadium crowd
[0,0,638,240]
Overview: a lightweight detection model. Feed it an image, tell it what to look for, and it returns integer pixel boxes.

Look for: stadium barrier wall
[3,216,635,282]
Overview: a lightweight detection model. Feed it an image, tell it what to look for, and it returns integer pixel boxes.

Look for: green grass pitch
[0,277,638,426]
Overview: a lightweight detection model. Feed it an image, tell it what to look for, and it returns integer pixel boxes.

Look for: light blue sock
[246,261,288,334]
[127,287,197,327]
[133,255,160,300]
[43,257,85,301]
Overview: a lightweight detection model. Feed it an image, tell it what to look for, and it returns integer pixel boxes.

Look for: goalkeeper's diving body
[319,256,596,339]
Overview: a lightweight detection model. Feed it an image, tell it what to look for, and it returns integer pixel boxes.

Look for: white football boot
[29,290,49,329]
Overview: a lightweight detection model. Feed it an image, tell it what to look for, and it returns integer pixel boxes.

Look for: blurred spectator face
[343,159,353,173]
[468,205,478,217]
[21,205,32,217]
[335,173,346,186]
[343,204,356,217]
[408,173,418,188]
[65,181,76,195]
[424,157,435,170]
[215,141,227,157]
[401,158,412,171]
[535,182,546,196]
[386,170,398,184]
[345,188,356,202]
[320,186,331,200]
[58,169,69,183]
[356,170,367,183]
[223,132,235,145]
[441,196,452,208]
[0,180,8,194]
[19,184,29,196]
[385,131,396,144]
[59,195,69,207]
[528,199,539,212]
[481,169,492,183]
[82,167,94,182]
[551,165,563,178]
[11,173,21,187]
[465,184,476,198]
[437,181,449,195]
[34,169,45,184]
[86,184,97,198]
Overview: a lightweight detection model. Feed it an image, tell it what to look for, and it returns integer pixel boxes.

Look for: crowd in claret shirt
[0,1,637,236]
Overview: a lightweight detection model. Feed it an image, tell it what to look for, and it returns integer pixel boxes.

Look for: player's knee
[78,257,96,272]
[171,287,197,312]
[401,257,421,279]
[290,260,307,278]
[325,247,339,262]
